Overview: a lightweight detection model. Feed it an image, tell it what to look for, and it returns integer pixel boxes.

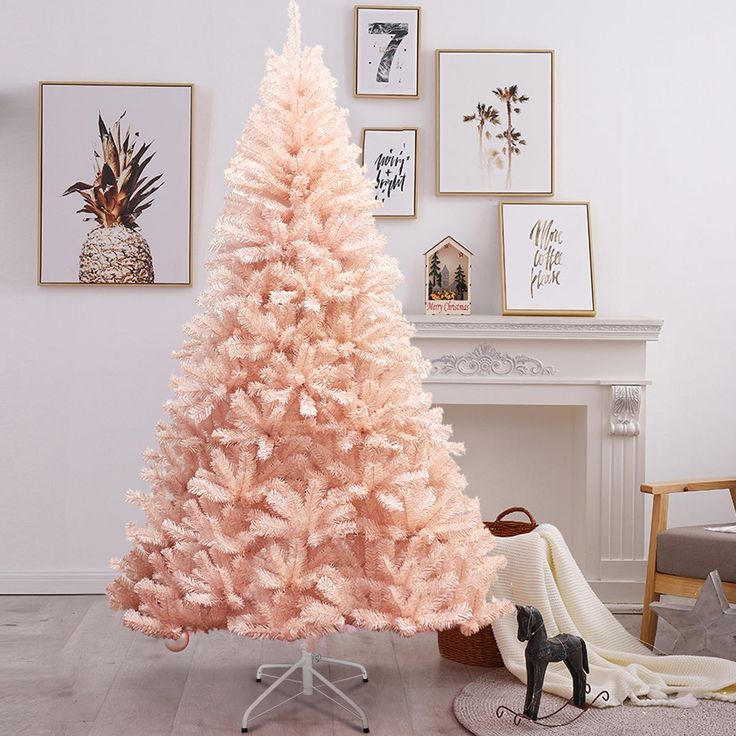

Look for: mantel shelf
[407,314,663,342]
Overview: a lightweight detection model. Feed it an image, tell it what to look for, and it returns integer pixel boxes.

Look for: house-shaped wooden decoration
[424,236,472,315]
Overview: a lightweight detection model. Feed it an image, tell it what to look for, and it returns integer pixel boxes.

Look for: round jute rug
[453,669,733,736]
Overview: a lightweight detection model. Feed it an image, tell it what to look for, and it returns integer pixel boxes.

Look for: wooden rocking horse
[515,605,589,721]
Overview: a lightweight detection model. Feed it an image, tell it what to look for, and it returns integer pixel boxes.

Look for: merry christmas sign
[425,236,472,315]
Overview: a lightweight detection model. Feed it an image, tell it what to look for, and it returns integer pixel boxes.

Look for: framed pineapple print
[361,127,418,218]
[499,202,595,316]
[436,50,554,196]
[354,6,421,98]
[38,82,193,285]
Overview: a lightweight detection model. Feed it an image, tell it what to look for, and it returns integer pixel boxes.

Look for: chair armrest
[641,478,736,495]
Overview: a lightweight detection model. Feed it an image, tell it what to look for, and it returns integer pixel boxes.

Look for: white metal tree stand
[241,640,370,733]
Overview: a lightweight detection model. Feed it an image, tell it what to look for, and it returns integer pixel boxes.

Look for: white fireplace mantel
[408,314,663,604]
[410,314,663,342]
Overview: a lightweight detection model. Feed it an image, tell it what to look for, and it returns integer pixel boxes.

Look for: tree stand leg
[255,663,290,683]
[242,641,369,733]
[317,654,368,682]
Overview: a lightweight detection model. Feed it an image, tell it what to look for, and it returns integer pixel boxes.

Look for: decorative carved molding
[430,344,557,378]
[609,385,642,436]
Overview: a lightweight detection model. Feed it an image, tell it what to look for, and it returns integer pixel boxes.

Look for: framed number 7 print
[354,6,421,98]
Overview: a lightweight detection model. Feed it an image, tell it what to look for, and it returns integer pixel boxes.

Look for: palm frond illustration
[493,84,529,190]
[463,102,500,150]
[462,102,503,171]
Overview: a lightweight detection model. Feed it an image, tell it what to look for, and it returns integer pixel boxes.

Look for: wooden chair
[640,478,736,646]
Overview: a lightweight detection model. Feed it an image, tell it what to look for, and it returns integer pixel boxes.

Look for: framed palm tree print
[436,50,554,196]
[38,82,193,285]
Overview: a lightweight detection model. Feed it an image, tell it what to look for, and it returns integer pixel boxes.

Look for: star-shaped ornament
[651,570,736,658]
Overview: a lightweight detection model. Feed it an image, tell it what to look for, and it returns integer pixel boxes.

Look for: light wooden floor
[0,596,666,736]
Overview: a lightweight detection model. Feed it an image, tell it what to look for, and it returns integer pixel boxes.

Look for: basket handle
[494,506,537,526]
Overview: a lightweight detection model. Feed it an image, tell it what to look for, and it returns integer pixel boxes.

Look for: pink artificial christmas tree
[108,2,511,648]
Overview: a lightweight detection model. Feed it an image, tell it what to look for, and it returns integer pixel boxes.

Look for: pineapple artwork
[107,1,511,644]
[425,237,472,315]
[62,113,161,283]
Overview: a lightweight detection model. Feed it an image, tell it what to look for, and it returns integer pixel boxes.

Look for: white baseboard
[605,602,643,614]
[0,570,116,594]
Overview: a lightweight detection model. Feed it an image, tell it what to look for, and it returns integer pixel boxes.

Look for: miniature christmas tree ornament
[107,1,511,730]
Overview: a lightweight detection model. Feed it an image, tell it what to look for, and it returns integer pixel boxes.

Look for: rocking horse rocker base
[496,683,611,728]
[242,642,369,733]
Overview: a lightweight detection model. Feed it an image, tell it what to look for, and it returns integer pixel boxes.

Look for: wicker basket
[437,507,538,667]
[485,507,538,538]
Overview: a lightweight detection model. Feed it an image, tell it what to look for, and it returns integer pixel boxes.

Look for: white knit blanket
[489,524,736,707]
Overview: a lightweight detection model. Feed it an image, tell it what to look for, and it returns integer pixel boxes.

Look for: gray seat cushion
[656,524,736,583]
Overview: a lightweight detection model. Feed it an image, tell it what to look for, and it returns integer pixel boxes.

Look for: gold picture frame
[499,201,595,317]
[435,49,554,196]
[38,81,194,286]
[353,5,421,99]
[360,127,418,218]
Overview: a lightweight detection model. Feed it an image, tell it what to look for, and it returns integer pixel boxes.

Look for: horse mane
[517,605,544,641]
[527,606,542,639]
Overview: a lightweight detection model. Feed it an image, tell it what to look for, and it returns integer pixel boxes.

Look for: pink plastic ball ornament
[165,630,190,652]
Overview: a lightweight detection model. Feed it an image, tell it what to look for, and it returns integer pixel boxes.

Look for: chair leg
[640,589,660,647]
[640,493,668,648]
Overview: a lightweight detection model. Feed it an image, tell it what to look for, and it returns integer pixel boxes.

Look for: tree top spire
[286,0,301,55]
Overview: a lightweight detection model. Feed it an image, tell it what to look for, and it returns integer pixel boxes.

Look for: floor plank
[172,631,263,736]
[1,596,102,736]
[393,633,476,736]
[88,628,195,736]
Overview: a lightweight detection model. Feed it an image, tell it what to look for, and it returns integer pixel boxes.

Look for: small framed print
[354,6,421,98]
[38,81,192,285]
[500,202,595,316]
[436,50,553,196]
[361,127,418,218]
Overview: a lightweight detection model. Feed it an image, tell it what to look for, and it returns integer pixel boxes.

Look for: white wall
[2,0,735,592]
[442,405,582,537]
